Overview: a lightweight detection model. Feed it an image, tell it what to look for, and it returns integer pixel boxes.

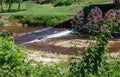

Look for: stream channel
[1,26,120,54]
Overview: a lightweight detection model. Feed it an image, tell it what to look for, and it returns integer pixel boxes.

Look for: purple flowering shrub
[87,7,104,23]
[104,9,116,22]
[72,6,120,34]
[72,7,104,32]
[71,7,84,30]
[104,9,120,32]
[116,9,120,20]
[85,7,104,33]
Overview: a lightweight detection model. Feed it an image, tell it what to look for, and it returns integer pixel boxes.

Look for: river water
[0,26,120,54]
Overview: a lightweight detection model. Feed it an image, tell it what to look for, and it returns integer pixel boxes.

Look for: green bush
[0,21,4,26]
[9,15,69,26]
[0,35,26,77]
[51,0,75,6]
[0,33,69,77]
[0,36,25,69]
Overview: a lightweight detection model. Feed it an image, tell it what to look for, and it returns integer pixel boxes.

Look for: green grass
[0,2,76,16]
[0,0,112,16]
[0,0,113,26]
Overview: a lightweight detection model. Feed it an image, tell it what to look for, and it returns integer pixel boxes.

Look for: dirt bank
[22,38,120,63]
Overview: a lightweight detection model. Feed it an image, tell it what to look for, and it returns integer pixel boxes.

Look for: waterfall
[21,29,74,45]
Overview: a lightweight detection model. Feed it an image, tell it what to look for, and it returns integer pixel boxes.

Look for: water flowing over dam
[21,29,74,45]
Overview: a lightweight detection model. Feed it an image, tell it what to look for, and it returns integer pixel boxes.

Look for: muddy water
[1,26,120,54]
[108,40,120,53]
[25,37,84,54]
[0,26,45,34]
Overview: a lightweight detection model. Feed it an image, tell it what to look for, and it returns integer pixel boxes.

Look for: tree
[18,0,20,11]
[4,0,15,12]
[113,0,120,7]
[0,0,3,12]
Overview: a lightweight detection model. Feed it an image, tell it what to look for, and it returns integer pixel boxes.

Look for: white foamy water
[21,29,73,45]
[20,27,52,36]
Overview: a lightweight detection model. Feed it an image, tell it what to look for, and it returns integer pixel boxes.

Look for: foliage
[113,0,120,7]
[71,7,105,32]
[51,0,75,6]
[72,7,120,33]
[0,31,70,77]
[71,7,84,30]
[100,55,120,77]
[9,15,70,26]
[0,36,25,75]
[4,0,17,12]
[0,20,4,26]
[87,7,104,23]
[0,0,22,12]
[0,0,3,12]
[0,33,120,77]
[70,7,120,77]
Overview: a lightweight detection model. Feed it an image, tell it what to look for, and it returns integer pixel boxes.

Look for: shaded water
[0,26,45,34]
[1,26,120,54]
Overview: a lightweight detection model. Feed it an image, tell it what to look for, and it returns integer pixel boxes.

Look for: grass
[0,0,113,26]
[0,2,76,16]
[0,0,112,16]
[0,2,76,26]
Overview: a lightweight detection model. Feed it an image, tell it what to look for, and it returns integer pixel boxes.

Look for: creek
[0,26,120,54]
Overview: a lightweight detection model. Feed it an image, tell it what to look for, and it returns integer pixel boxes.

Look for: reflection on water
[0,26,45,34]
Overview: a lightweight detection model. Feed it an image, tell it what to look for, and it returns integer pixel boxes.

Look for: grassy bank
[0,0,113,26]
[9,15,70,26]
[0,0,112,16]
[0,2,76,26]
[0,3,76,16]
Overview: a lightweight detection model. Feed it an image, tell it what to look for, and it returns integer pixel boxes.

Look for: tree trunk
[8,4,12,12]
[0,2,3,12]
[18,0,21,11]
[114,0,120,7]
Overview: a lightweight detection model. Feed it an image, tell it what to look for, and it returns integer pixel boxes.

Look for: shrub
[72,7,120,34]
[104,9,116,22]
[0,32,69,77]
[0,21,4,26]
[71,7,84,30]
[0,34,26,77]
[0,36,25,69]
[70,7,120,77]
[87,7,104,23]
[72,7,104,35]
[9,15,69,26]
[51,0,75,6]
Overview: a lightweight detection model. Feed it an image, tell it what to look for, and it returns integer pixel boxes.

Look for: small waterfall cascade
[21,29,74,45]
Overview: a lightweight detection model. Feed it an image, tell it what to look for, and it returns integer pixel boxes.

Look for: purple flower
[99,25,107,32]
[116,9,120,18]
[87,7,104,23]
[71,8,84,28]
[104,9,116,21]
